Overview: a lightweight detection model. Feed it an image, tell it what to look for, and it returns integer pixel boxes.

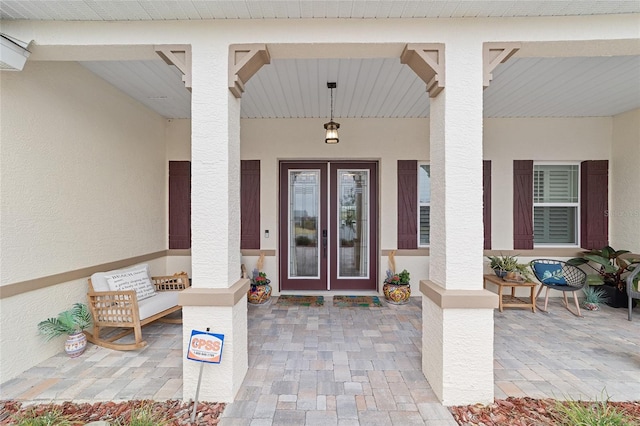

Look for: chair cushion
[106,266,156,301]
[138,291,180,320]
[533,263,567,285]
[91,264,156,301]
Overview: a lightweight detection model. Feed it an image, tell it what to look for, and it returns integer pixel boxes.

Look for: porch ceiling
[2,1,639,120]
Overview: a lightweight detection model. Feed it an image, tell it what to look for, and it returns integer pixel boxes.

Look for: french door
[279,161,378,291]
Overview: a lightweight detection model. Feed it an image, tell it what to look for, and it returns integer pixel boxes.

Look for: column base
[420,280,498,406]
[179,280,250,402]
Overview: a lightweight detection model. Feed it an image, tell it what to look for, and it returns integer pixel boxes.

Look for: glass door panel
[289,170,320,278]
[337,169,369,278]
[279,162,327,291]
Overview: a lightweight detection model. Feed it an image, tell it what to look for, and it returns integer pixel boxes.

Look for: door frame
[278,160,379,292]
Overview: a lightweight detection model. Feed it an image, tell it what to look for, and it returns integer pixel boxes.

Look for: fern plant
[37,303,92,340]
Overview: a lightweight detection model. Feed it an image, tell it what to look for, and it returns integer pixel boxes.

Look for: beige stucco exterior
[1,13,639,404]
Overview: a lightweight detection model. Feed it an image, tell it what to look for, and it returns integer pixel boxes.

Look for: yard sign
[187,330,224,364]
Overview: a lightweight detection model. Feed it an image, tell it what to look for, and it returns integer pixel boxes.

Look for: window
[418,163,431,246]
[533,164,579,245]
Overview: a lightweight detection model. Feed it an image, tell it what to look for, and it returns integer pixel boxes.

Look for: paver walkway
[2,295,639,425]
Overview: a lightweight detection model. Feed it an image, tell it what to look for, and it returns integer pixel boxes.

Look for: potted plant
[582,286,608,311]
[383,269,411,305]
[567,245,640,308]
[37,303,92,357]
[247,253,272,305]
[487,253,533,282]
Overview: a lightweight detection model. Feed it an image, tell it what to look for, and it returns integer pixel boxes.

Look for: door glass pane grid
[337,169,369,279]
[289,170,320,278]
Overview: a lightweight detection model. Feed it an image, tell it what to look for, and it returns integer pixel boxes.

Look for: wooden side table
[483,274,537,312]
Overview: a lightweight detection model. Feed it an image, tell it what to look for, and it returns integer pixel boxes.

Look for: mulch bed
[0,400,224,425]
[2,397,640,425]
[449,397,640,425]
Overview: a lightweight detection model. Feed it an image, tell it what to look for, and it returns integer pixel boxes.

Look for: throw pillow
[106,266,157,301]
[533,263,567,285]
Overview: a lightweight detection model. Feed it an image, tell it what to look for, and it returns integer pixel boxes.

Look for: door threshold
[278,290,381,297]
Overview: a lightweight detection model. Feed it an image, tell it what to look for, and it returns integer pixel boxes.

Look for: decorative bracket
[483,42,520,88]
[400,43,445,98]
[229,44,271,98]
[155,44,192,91]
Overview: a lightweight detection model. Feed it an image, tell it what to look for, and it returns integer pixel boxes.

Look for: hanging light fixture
[324,82,340,144]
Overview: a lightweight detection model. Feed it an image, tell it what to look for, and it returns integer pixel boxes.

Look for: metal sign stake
[190,327,209,423]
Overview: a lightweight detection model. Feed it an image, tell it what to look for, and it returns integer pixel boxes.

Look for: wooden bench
[85,266,190,351]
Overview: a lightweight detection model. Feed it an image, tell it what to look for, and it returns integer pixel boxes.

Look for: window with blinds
[533,164,579,245]
[418,163,431,246]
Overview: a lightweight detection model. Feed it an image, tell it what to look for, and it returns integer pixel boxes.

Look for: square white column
[422,40,497,406]
[182,42,247,402]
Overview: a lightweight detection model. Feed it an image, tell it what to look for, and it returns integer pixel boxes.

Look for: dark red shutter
[169,161,191,249]
[513,160,533,249]
[483,160,492,250]
[581,160,608,249]
[397,160,418,249]
[241,160,261,250]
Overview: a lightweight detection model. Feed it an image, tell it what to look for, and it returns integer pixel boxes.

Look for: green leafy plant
[384,269,410,285]
[582,286,608,310]
[552,392,633,426]
[486,253,533,281]
[115,404,170,426]
[568,246,639,291]
[12,407,78,426]
[37,303,92,340]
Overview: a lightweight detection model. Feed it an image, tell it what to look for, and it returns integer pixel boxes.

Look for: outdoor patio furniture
[483,273,537,312]
[85,264,190,350]
[530,259,587,317]
[627,263,640,321]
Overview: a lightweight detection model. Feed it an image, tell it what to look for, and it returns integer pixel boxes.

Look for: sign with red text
[187,330,224,364]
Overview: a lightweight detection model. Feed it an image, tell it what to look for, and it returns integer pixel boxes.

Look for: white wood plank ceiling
[77,54,640,119]
[1,1,639,20]
[3,1,639,119]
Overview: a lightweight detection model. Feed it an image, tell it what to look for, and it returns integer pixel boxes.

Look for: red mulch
[449,397,640,425]
[2,397,640,425]
[0,400,224,425]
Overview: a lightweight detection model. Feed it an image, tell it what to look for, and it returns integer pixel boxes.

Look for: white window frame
[532,161,581,247]
[418,162,430,248]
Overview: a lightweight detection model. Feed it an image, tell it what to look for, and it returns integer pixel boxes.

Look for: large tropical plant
[567,246,639,291]
[37,303,92,340]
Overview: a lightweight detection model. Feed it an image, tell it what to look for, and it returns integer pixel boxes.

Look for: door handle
[322,229,327,258]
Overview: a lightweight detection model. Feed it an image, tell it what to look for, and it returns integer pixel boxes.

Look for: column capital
[400,43,445,98]
[483,42,520,88]
[155,44,191,91]
[229,43,271,98]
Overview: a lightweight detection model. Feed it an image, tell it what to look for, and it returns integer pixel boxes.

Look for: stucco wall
[611,108,640,253]
[0,61,168,382]
[159,116,616,291]
[484,117,612,250]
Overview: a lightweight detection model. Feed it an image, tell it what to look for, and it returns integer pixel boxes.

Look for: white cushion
[90,264,153,295]
[138,291,180,320]
[105,266,156,301]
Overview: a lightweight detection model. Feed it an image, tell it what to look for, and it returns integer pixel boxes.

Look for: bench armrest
[151,273,190,291]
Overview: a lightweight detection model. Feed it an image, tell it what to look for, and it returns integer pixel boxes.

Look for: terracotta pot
[248,281,272,305]
[383,282,411,305]
[65,332,87,358]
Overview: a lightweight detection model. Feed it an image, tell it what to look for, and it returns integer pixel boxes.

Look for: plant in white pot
[38,303,92,357]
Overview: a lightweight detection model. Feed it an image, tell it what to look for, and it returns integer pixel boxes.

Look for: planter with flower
[383,269,411,305]
[247,269,272,305]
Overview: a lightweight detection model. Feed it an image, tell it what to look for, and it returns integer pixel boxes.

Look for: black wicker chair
[530,259,587,317]
[627,263,640,321]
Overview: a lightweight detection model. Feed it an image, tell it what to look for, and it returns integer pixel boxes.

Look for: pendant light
[324,82,340,144]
